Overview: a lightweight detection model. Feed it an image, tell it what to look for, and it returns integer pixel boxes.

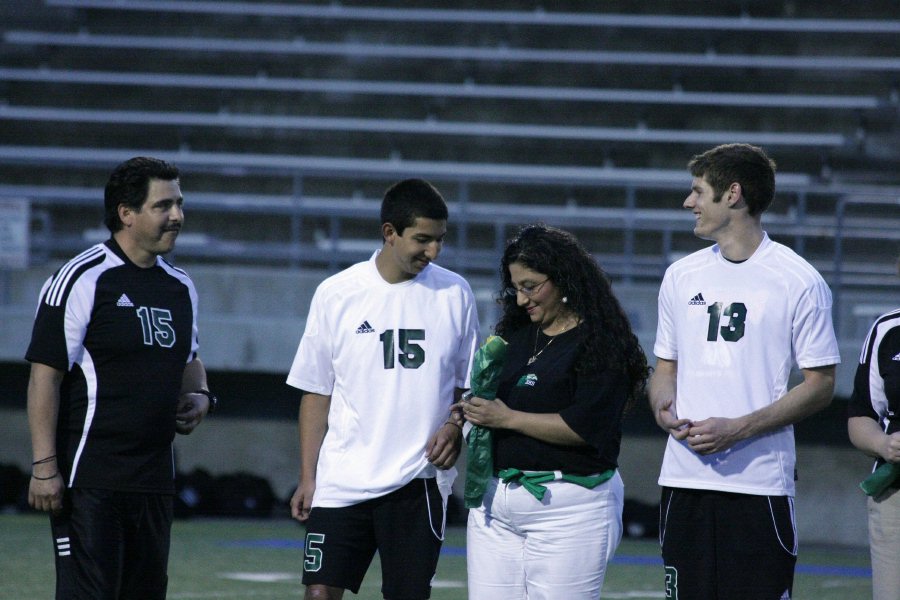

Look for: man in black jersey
[26,156,215,599]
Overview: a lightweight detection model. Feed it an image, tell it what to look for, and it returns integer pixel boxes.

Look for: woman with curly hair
[461,223,649,599]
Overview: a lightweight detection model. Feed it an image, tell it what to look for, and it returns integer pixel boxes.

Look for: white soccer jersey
[654,233,840,496]
[287,252,480,507]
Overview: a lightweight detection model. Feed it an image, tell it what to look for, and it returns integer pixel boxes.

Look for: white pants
[869,486,900,600]
[467,470,624,600]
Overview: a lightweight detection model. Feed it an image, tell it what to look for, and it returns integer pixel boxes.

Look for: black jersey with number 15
[25,238,199,494]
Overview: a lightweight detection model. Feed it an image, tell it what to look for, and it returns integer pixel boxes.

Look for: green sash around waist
[497,467,616,501]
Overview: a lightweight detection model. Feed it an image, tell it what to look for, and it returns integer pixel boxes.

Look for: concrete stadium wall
[0,407,872,547]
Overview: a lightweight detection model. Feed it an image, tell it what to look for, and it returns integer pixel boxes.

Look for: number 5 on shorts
[304,533,325,572]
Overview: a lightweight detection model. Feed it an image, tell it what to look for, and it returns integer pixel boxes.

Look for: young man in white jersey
[287,178,480,600]
[650,143,840,599]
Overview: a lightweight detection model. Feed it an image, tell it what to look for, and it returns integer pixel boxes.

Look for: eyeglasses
[503,278,549,298]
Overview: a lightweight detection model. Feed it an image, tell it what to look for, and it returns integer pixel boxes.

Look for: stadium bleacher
[0,0,898,388]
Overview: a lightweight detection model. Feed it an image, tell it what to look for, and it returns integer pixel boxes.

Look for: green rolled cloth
[498,468,616,502]
[463,335,508,509]
[860,462,900,497]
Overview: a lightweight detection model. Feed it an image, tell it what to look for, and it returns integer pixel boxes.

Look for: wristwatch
[193,389,218,414]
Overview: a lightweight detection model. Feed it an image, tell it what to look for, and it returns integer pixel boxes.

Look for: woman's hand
[460,395,590,447]
[461,395,514,429]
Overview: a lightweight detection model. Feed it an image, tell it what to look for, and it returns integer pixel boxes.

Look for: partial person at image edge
[847,257,900,600]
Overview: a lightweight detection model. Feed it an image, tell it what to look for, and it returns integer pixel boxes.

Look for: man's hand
[686,417,741,455]
[649,358,691,441]
[685,365,835,455]
[175,391,208,434]
[879,432,900,465]
[426,422,462,469]
[290,480,316,522]
[28,471,64,514]
[654,397,692,441]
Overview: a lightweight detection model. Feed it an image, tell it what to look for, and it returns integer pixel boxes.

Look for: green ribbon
[463,335,508,509]
[497,467,616,501]
[860,462,900,497]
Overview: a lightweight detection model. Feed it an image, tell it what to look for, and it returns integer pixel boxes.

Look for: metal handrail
[41,0,900,34]
[7,31,900,72]
[0,68,884,110]
[0,105,848,148]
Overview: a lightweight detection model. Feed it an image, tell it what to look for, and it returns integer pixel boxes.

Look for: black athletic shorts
[302,477,446,599]
[50,488,173,600]
[659,487,797,600]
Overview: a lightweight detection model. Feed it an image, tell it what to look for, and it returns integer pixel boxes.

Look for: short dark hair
[381,178,448,236]
[688,143,776,216]
[104,156,180,232]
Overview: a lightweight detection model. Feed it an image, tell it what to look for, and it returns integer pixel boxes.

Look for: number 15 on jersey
[380,328,425,369]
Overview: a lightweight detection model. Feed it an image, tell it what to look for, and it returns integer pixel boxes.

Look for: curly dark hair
[495,224,650,407]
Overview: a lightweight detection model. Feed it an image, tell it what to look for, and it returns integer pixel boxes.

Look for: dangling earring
[561,296,568,303]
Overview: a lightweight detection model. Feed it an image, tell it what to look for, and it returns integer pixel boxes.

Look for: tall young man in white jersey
[26,157,214,599]
[650,143,840,599]
[287,178,480,600]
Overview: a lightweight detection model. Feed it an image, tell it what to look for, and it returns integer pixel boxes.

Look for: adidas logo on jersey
[893,352,900,361]
[688,292,706,306]
[116,293,134,307]
[56,536,71,557]
[356,320,375,334]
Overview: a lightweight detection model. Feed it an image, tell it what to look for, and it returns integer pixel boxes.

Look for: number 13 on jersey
[706,302,747,342]
[380,328,426,369]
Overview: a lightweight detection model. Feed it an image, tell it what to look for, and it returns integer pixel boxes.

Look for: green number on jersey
[380,330,395,368]
[136,306,176,348]
[705,301,747,342]
[380,328,426,369]
[304,533,325,572]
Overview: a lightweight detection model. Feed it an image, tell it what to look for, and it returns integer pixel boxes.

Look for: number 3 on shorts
[665,566,679,599]
[304,533,325,572]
